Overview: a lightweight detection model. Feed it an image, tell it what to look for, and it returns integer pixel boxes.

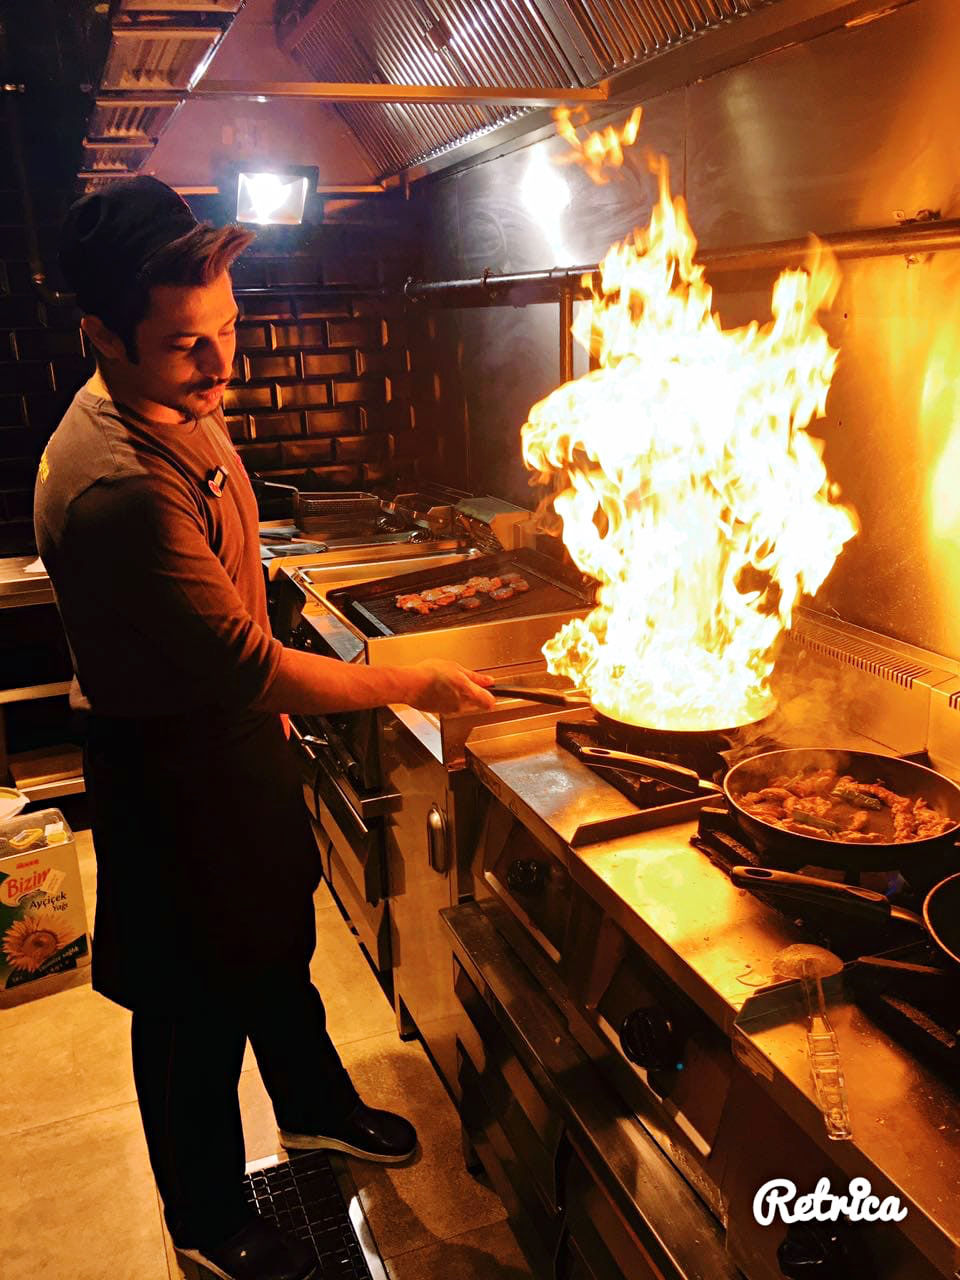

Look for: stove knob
[506,858,547,894]
[777,1222,864,1278]
[619,1008,684,1074]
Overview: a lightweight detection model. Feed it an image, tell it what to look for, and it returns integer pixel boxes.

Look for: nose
[196,336,233,383]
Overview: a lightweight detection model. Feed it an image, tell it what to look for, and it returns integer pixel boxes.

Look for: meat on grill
[395,572,530,613]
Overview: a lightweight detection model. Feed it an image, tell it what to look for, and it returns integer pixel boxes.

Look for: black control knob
[777,1222,865,1278]
[619,1008,684,1074]
[506,858,547,894]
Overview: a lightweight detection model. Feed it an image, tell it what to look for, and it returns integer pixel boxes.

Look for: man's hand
[405,660,497,714]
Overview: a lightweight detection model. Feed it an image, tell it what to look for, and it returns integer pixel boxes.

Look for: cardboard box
[0,808,90,1000]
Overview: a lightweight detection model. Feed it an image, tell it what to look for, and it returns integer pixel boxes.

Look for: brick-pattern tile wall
[0,246,93,556]
[226,290,433,493]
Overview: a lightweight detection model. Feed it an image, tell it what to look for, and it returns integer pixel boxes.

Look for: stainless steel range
[441,613,960,1280]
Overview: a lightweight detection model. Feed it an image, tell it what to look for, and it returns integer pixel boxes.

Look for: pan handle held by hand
[728,865,924,927]
[488,685,588,708]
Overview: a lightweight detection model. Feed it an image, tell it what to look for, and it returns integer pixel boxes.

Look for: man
[34,177,496,1280]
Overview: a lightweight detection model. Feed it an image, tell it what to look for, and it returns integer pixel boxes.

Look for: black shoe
[279,1099,418,1164]
[177,1217,319,1280]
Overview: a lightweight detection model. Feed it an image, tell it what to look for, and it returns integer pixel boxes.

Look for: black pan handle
[488,685,587,707]
[729,865,925,927]
[575,746,723,797]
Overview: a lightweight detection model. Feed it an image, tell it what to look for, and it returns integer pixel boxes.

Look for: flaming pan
[488,685,771,758]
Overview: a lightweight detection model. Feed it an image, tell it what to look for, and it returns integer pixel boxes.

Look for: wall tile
[270,323,328,349]
[250,411,305,439]
[236,324,268,350]
[0,361,49,394]
[223,384,273,411]
[332,378,385,405]
[301,352,353,377]
[277,382,331,409]
[280,439,335,468]
[335,434,386,463]
[304,407,361,436]
[328,318,382,348]
[357,348,410,376]
[245,353,300,380]
[11,329,84,360]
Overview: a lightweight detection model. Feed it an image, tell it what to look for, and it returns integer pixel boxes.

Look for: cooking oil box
[0,808,90,997]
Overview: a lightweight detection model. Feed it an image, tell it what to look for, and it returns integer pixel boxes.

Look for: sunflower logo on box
[2,910,73,973]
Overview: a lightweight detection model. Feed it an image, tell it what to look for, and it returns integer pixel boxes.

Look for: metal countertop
[0,556,53,609]
[466,724,960,1275]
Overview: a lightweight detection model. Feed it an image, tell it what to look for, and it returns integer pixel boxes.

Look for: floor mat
[244,1152,378,1279]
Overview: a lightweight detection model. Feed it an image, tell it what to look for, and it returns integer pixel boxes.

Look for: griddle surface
[327,549,591,637]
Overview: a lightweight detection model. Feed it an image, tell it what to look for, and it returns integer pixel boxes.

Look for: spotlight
[236,172,310,225]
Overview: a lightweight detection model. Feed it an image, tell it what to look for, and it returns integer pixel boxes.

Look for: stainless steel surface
[191,78,608,106]
[445,898,745,1280]
[285,545,477,600]
[464,720,960,1275]
[0,557,53,610]
[280,0,776,177]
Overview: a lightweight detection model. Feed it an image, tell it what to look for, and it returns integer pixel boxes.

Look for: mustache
[190,380,229,394]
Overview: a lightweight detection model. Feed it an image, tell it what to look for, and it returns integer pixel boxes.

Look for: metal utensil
[773,944,852,1142]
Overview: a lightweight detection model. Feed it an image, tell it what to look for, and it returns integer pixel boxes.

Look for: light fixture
[236,171,311,225]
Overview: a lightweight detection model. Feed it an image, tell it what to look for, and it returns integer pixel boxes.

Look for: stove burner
[557,722,713,846]
[848,943,960,1076]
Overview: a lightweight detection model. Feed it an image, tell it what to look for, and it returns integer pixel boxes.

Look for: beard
[160,381,228,419]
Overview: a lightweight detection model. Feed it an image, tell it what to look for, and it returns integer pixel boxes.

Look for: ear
[81,314,127,362]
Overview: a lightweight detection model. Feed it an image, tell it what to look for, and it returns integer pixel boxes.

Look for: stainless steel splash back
[409,0,960,662]
[281,0,773,173]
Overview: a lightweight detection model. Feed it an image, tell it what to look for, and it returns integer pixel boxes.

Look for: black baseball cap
[59,176,198,314]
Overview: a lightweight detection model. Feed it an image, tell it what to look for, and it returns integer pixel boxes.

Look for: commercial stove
[274,513,595,1050]
[442,612,960,1280]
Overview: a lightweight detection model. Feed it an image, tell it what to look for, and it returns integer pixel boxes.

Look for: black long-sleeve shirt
[34,386,281,717]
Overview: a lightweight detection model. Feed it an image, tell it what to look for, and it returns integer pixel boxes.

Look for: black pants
[131,968,359,1250]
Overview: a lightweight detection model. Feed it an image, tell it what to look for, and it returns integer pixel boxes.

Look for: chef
[34,177,496,1280]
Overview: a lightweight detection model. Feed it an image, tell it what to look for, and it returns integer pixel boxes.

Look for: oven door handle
[308,731,402,822]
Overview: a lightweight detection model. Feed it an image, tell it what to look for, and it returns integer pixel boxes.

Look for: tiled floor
[0,828,529,1280]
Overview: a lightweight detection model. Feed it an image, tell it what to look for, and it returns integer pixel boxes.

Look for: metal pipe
[179,79,609,107]
[403,216,960,307]
[559,285,575,383]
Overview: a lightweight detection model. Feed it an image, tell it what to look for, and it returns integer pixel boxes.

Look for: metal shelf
[18,775,86,802]
[0,682,72,706]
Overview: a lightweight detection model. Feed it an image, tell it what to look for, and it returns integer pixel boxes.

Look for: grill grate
[243,1153,376,1280]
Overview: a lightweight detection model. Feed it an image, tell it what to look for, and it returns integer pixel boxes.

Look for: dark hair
[102,223,254,361]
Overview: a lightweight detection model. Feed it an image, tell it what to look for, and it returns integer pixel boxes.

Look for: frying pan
[728,865,960,972]
[488,685,772,758]
[508,735,960,873]
[723,748,960,872]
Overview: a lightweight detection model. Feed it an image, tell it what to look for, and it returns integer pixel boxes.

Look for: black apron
[83,708,321,1012]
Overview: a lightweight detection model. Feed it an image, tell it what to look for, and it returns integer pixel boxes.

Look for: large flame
[521,150,858,732]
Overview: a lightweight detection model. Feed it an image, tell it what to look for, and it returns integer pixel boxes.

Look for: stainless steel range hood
[78,0,918,190]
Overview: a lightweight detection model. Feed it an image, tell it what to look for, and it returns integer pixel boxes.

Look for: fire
[521,144,858,732]
[554,107,643,184]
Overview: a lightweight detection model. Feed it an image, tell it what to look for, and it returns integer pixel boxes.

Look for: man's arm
[255,648,495,716]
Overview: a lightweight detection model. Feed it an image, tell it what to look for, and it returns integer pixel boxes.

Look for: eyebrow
[165,309,239,339]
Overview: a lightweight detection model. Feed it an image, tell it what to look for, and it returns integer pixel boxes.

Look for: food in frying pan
[394,573,531,613]
[736,767,955,843]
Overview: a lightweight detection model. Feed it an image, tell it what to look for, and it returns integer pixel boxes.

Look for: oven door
[289,715,400,971]
[442,898,741,1280]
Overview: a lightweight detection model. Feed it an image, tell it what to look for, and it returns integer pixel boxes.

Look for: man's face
[109,271,239,421]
